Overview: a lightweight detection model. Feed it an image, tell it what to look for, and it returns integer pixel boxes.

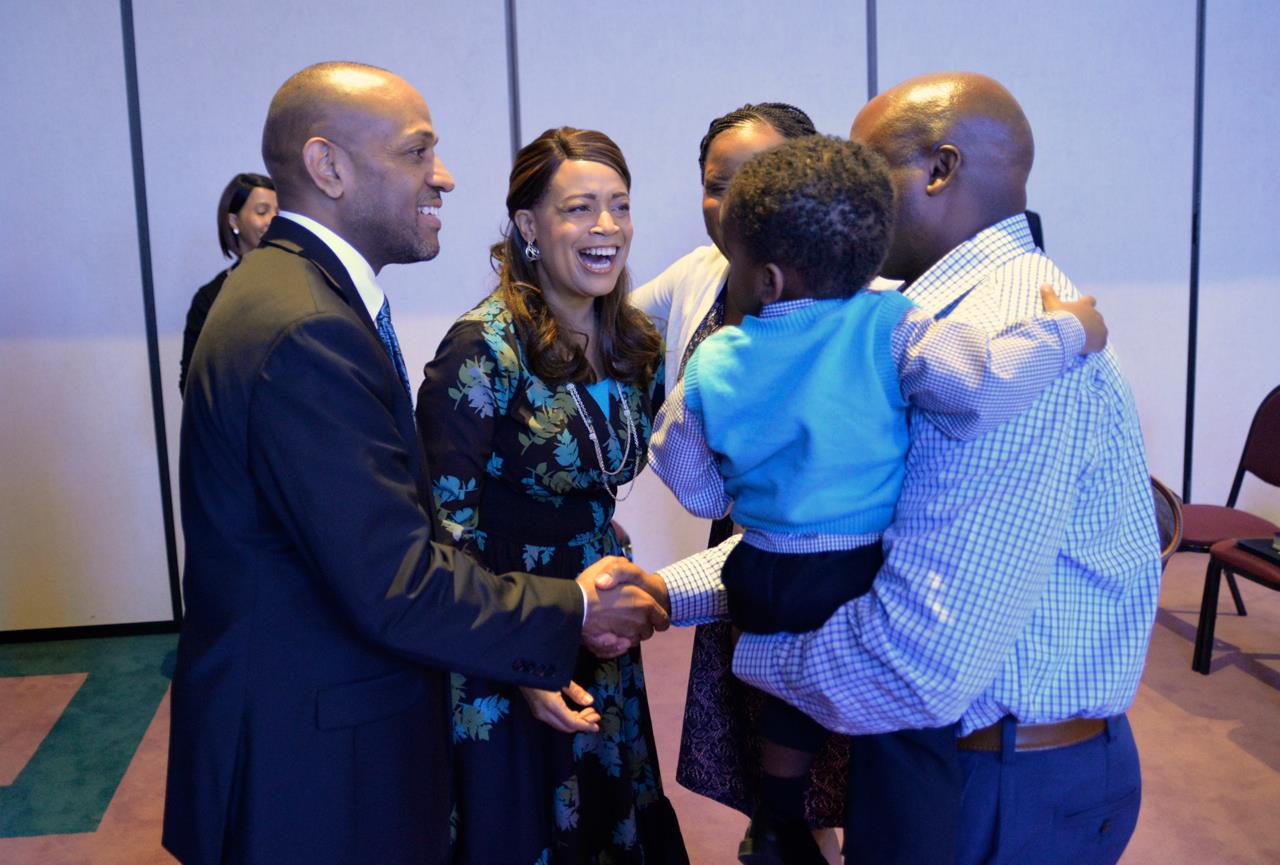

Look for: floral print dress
[417,293,687,865]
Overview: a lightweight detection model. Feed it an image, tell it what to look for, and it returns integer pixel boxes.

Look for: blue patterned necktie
[375,297,412,400]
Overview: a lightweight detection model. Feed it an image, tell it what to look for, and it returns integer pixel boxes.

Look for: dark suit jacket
[164,217,584,865]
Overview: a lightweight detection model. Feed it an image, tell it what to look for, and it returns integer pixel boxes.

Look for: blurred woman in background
[178,172,277,394]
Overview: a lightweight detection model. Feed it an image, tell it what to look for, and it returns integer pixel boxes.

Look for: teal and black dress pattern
[417,293,687,865]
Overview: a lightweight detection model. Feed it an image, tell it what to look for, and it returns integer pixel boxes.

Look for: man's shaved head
[855,72,1033,192]
[262,61,402,199]
[258,61,454,272]
[851,72,1035,282]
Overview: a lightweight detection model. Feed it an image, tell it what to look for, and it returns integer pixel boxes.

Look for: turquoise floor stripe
[0,634,177,838]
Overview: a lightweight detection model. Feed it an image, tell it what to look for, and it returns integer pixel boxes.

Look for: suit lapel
[259,219,428,493]
[260,218,378,333]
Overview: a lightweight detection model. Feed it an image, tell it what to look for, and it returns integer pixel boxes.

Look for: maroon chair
[1180,384,1280,616]
[1191,539,1280,673]
[1187,384,1280,674]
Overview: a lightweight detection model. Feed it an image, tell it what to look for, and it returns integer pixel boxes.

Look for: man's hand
[1041,284,1107,353]
[576,556,669,657]
[595,565,670,617]
[520,680,601,733]
[581,563,673,658]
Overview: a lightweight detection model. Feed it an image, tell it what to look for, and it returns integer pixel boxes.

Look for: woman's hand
[521,681,601,734]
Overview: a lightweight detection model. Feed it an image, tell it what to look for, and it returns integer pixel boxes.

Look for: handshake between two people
[520,556,671,735]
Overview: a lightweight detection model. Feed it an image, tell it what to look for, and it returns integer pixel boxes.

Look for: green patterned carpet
[0,634,176,838]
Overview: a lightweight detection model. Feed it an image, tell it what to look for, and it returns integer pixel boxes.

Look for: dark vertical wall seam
[1183,0,1206,502]
[119,0,183,624]
[504,0,523,161]
[866,0,878,99]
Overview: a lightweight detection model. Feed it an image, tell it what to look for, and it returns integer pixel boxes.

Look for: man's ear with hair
[302,137,346,200]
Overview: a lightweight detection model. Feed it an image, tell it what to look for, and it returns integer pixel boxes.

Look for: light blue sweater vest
[683,291,913,535]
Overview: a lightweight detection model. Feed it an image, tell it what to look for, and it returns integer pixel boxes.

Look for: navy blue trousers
[842,715,1140,865]
[949,715,1141,865]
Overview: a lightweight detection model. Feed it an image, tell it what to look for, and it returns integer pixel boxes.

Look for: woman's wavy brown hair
[491,127,661,387]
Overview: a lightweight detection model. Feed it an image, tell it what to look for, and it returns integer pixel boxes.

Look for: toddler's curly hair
[723,135,894,299]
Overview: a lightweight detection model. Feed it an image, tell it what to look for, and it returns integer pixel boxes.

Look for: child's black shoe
[737,807,827,865]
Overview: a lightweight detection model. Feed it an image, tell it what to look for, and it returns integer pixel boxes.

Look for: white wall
[878,0,1198,490]
[133,0,516,588]
[518,0,871,570]
[3,2,1276,632]
[0,3,173,630]
[1190,0,1280,522]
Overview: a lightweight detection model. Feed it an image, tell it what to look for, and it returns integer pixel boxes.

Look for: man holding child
[651,71,1161,865]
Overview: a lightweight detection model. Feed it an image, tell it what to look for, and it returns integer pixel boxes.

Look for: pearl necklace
[566,380,641,501]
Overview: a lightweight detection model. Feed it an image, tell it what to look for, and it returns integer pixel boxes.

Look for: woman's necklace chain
[566,380,642,501]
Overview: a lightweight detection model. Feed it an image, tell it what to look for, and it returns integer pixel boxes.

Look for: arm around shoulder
[894,293,1089,440]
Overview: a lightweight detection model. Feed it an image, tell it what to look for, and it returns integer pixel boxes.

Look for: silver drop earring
[524,239,540,261]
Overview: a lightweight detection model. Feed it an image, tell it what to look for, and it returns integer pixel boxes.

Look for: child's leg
[845,725,962,865]
[724,542,884,864]
[723,542,883,635]
[741,692,833,863]
[757,695,829,818]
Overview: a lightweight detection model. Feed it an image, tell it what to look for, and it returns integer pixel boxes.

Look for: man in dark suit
[164,62,667,865]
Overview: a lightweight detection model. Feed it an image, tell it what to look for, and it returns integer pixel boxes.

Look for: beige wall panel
[878,0,1198,489]
[517,0,870,570]
[1,3,173,630]
[1190,1,1280,522]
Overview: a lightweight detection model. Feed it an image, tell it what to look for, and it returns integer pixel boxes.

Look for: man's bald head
[258,61,454,272]
[851,72,1035,282]
[856,72,1033,194]
[262,62,412,201]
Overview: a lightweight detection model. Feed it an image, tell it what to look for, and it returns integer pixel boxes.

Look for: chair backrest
[1151,476,1183,568]
[1229,383,1280,505]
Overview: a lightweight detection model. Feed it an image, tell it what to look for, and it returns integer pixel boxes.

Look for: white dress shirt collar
[276,211,385,321]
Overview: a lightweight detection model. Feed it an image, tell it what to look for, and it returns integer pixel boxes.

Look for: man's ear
[302,136,345,200]
[760,263,786,305]
[925,144,961,196]
[513,210,536,245]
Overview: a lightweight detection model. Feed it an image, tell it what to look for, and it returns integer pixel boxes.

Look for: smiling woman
[415,128,684,865]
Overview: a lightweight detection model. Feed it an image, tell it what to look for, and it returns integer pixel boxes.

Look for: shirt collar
[903,213,1036,315]
[277,211,384,321]
[759,297,818,319]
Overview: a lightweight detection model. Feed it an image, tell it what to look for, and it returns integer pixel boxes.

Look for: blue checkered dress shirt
[666,214,1162,735]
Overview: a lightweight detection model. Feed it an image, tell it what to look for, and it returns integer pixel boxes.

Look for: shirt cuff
[579,583,589,628]
[660,535,739,625]
[1047,310,1086,358]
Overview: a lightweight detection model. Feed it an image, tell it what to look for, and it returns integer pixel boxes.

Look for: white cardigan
[630,244,729,382]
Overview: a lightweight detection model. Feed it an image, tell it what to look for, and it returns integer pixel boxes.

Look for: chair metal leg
[1224,570,1248,616]
[1193,557,1224,674]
